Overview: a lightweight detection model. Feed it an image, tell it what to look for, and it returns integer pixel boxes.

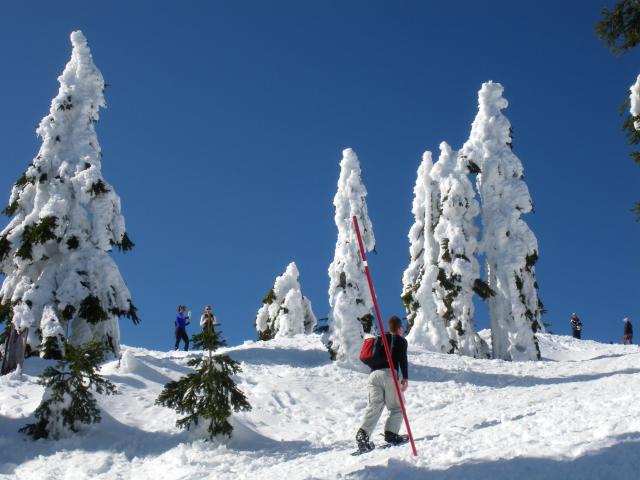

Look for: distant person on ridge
[356,315,409,453]
[175,305,191,351]
[623,318,633,345]
[570,313,582,339]
[200,305,219,331]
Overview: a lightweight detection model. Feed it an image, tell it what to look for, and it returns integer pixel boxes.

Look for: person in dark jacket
[356,315,409,452]
[623,318,633,345]
[570,313,582,339]
[175,305,190,351]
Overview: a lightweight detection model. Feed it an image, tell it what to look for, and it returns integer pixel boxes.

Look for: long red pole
[352,216,417,456]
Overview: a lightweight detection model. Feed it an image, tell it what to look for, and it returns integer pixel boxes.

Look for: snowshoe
[380,431,409,448]
[353,428,375,455]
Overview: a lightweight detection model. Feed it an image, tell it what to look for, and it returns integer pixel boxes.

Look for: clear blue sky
[0,0,638,350]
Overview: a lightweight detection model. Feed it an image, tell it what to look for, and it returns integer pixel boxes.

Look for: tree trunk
[1,325,27,375]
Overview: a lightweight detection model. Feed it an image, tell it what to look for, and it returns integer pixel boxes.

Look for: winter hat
[624,317,630,322]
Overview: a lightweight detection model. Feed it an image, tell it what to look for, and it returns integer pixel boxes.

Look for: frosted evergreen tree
[0,31,137,374]
[402,151,448,352]
[629,74,640,218]
[255,262,317,340]
[461,82,543,361]
[431,142,486,357]
[156,323,251,440]
[596,3,640,219]
[20,341,117,439]
[327,148,375,367]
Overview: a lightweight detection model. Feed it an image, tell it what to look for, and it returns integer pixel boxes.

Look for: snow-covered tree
[401,151,437,331]
[156,324,251,440]
[20,341,117,439]
[255,262,317,340]
[629,74,640,219]
[0,31,137,374]
[431,142,486,357]
[327,148,376,367]
[402,151,448,352]
[596,4,640,219]
[461,82,543,361]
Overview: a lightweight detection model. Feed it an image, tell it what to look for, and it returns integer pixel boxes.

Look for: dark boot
[384,431,406,445]
[356,428,374,452]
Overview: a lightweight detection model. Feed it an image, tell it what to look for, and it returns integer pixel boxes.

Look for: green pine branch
[596,0,640,54]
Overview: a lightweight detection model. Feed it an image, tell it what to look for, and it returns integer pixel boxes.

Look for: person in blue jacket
[175,305,191,351]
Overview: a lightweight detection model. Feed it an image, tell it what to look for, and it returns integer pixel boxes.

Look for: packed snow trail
[1,334,640,479]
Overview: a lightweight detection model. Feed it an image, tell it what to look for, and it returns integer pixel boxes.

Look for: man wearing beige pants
[356,316,409,452]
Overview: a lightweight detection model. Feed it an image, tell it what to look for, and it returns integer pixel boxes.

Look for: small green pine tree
[20,341,117,439]
[156,324,251,440]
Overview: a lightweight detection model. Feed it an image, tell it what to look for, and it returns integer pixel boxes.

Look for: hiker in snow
[175,305,191,351]
[570,313,582,339]
[200,305,219,331]
[356,315,409,453]
[623,318,633,345]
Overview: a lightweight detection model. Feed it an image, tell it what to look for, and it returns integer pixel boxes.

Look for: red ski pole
[352,216,417,456]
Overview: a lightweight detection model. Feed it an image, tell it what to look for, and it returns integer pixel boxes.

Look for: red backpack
[360,334,393,368]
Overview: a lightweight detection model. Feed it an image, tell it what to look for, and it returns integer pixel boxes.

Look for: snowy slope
[1,334,640,479]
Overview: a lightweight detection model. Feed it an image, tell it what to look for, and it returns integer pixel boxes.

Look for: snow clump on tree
[629,74,640,130]
[255,262,317,340]
[461,81,543,361]
[39,306,65,360]
[402,151,449,352]
[0,31,137,374]
[327,148,376,368]
[627,75,640,218]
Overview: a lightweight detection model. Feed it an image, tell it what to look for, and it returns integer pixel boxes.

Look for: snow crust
[1,334,640,479]
[0,31,133,355]
[327,148,376,369]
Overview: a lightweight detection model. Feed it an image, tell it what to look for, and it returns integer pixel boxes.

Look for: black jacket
[570,317,582,331]
[624,322,633,336]
[371,333,408,380]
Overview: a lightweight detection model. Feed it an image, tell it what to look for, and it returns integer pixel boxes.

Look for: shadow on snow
[347,433,640,480]
[409,364,640,389]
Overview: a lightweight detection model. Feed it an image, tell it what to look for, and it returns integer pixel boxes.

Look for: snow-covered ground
[1,333,639,479]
